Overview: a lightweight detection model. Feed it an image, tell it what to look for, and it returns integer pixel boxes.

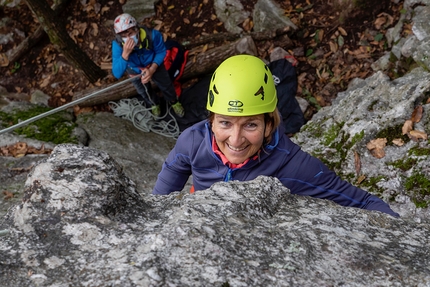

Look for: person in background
[152,54,399,217]
[111,13,184,118]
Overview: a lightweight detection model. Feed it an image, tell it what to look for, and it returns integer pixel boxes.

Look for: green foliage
[0,106,78,144]
[10,62,21,74]
[374,33,384,42]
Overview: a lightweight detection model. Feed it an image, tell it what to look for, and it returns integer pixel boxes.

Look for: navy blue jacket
[153,120,399,217]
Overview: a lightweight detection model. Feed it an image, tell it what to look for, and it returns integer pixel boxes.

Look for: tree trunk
[7,0,70,65]
[181,36,257,80]
[72,36,257,107]
[24,0,106,83]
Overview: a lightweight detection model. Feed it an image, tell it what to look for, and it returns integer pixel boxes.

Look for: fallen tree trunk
[72,36,257,107]
[181,35,257,80]
[180,26,292,49]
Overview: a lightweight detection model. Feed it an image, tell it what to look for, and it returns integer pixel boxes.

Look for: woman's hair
[208,108,281,145]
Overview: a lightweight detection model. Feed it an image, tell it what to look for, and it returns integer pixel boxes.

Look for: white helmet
[114,13,137,34]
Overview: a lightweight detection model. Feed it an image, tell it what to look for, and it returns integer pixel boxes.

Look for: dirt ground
[0,0,406,119]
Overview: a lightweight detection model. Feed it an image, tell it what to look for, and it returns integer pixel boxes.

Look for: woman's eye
[246,122,258,128]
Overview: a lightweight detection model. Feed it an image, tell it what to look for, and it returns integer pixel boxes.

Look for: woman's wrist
[150,63,158,73]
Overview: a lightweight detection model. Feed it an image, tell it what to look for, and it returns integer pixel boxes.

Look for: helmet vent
[213,84,219,94]
[264,73,268,84]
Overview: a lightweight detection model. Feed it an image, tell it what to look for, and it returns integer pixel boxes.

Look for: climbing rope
[0,75,182,139]
[109,98,180,139]
[109,82,181,139]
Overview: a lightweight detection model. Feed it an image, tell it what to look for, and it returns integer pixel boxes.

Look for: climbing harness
[0,75,181,139]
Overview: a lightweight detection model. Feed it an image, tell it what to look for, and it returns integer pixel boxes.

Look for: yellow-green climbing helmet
[207,54,277,116]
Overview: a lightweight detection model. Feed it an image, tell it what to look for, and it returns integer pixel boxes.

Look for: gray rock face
[1,144,429,286]
[292,68,430,223]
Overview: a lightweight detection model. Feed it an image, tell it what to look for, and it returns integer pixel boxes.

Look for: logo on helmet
[227,100,244,113]
[254,86,265,100]
[228,100,243,107]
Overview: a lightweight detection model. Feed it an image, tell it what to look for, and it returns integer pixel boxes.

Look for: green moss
[409,146,430,157]
[360,175,387,196]
[404,172,430,208]
[387,157,417,171]
[0,106,78,144]
[367,100,378,112]
[375,124,409,145]
[322,122,344,146]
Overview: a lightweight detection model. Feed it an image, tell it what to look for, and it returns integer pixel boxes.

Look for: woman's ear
[264,121,273,138]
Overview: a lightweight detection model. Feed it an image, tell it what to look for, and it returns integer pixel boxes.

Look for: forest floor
[0,0,409,120]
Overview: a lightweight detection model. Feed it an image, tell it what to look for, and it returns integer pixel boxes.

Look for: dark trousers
[131,64,177,107]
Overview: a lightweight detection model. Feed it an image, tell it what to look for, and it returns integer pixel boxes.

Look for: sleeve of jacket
[111,40,128,79]
[152,129,193,195]
[281,148,400,217]
[150,29,167,67]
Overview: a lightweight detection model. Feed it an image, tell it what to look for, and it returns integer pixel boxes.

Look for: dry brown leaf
[402,119,413,135]
[366,138,387,159]
[183,18,190,24]
[3,191,14,200]
[189,6,196,15]
[411,105,423,123]
[356,174,366,185]
[201,44,209,53]
[101,6,110,14]
[354,150,361,176]
[91,23,99,36]
[392,138,404,146]
[0,53,9,67]
[329,41,338,53]
[338,26,347,36]
[409,130,428,140]
[242,18,253,32]
[40,76,51,88]
[12,142,28,157]
[374,16,387,29]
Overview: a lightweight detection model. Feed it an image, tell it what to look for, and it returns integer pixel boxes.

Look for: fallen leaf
[338,26,347,36]
[374,16,387,29]
[101,6,110,14]
[392,138,404,146]
[183,18,190,24]
[409,130,428,140]
[354,150,361,176]
[91,23,99,36]
[411,105,423,123]
[242,18,253,32]
[329,41,338,53]
[366,138,387,159]
[0,53,9,67]
[356,174,366,185]
[402,119,413,135]
[3,191,14,200]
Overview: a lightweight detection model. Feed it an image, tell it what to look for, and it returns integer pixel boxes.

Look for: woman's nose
[229,126,243,145]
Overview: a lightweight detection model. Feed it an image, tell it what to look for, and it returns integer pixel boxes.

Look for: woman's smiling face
[211,114,270,164]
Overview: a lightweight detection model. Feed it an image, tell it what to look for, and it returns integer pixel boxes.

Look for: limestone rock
[1,144,429,286]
